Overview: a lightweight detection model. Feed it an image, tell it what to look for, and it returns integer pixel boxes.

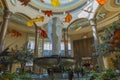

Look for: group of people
[67,63,97,80]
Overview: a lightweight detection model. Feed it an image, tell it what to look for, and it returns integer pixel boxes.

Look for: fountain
[34,17,75,72]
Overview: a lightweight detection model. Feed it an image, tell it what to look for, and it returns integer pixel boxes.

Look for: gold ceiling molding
[67,18,89,31]
[96,6,119,21]
[68,12,120,36]
[104,0,120,11]
[15,12,31,20]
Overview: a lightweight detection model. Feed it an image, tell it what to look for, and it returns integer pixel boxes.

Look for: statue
[48,17,62,55]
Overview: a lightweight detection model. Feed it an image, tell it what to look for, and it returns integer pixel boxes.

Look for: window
[43,42,72,56]
[28,39,72,57]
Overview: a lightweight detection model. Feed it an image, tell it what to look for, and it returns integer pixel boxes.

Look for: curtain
[73,37,95,67]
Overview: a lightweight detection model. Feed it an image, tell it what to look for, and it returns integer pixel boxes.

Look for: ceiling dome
[30,0,87,14]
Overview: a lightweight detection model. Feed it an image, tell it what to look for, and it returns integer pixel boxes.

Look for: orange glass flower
[43,10,53,17]
[65,13,72,23]
[97,0,107,5]
[40,0,44,3]
[40,30,47,38]
[37,27,47,38]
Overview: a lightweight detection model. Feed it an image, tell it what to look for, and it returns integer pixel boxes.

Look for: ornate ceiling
[68,0,120,36]
[0,0,120,37]
[30,0,87,13]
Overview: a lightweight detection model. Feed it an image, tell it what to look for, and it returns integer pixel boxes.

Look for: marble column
[34,29,40,57]
[48,17,62,55]
[0,10,12,53]
[33,28,40,73]
[89,19,104,72]
[38,37,44,57]
[63,28,68,56]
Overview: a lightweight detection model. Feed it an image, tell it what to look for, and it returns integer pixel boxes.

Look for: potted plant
[101,69,117,80]
[1,71,17,80]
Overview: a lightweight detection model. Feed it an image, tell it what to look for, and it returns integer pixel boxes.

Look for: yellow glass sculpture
[51,0,60,7]
[26,16,44,26]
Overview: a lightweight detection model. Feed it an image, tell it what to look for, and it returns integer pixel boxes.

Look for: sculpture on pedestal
[48,17,62,55]
[34,17,75,70]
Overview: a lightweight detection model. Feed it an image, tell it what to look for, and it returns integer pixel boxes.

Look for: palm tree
[10,43,34,72]
[13,44,33,71]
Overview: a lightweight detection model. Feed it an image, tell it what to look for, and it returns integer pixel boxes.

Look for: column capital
[62,28,67,30]
[89,18,96,21]
[3,10,12,19]
[62,28,68,33]
[89,19,96,26]
[0,10,12,52]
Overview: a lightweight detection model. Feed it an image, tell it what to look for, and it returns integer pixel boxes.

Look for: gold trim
[104,0,120,11]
